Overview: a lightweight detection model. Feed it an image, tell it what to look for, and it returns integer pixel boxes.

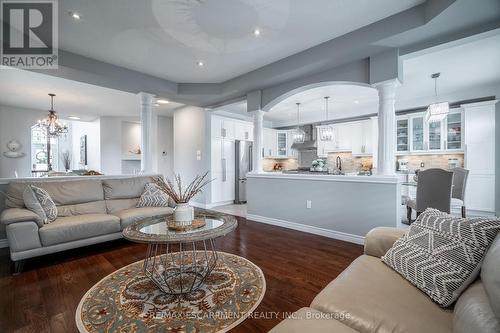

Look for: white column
[138,92,154,173]
[252,110,264,173]
[374,80,399,175]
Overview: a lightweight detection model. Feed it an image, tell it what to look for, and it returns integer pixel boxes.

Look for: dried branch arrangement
[153,171,213,204]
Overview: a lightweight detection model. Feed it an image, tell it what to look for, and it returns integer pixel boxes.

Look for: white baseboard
[0,238,9,248]
[191,201,234,209]
[246,214,365,245]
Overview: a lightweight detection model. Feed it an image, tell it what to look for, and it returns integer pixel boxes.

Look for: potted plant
[154,172,213,225]
[311,159,326,172]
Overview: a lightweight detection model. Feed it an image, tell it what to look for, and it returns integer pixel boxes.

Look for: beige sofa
[0,176,174,272]
[270,227,500,333]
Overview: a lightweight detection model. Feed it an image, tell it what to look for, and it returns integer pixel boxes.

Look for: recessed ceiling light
[354,100,359,104]
[157,99,169,104]
[68,116,81,120]
[197,61,204,67]
[69,11,81,20]
[253,28,261,36]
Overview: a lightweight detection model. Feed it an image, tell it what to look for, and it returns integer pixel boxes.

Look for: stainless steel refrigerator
[234,140,253,204]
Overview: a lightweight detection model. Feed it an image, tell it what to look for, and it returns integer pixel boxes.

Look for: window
[31,125,59,174]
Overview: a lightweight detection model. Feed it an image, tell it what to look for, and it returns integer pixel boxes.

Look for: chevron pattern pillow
[382,208,500,307]
[23,185,58,224]
[136,183,170,207]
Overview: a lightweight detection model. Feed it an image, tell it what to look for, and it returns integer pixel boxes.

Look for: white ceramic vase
[174,203,194,225]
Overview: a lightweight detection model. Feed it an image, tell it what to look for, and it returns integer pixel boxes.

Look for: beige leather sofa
[270,227,500,333]
[0,176,173,272]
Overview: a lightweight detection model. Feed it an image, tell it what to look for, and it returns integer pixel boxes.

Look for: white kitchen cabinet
[276,131,288,157]
[463,101,496,214]
[399,110,464,154]
[234,121,253,141]
[286,131,298,158]
[263,128,277,157]
[211,138,235,203]
[351,120,373,156]
[212,116,235,140]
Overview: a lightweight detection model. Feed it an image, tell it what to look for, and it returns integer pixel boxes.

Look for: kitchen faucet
[336,156,342,171]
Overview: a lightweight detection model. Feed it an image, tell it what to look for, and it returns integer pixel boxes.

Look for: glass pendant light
[318,96,334,141]
[292,102,306,144]
[425,73,449,123]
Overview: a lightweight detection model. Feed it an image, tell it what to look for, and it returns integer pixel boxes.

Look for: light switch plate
[306,200,312,209]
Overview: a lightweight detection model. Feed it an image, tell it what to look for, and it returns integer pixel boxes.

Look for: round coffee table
[122,211,237,295]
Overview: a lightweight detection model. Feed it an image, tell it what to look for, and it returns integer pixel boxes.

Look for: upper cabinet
[398,109,464,155]
[212,116,253,141]
[317,119,374,157]
[262,128,296,158]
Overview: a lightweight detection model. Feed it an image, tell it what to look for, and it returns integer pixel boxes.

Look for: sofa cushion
[382,208,500,307]
[6,179,104,208]
[364,227,406,258]
[112,207,174,229]
[269,307,357,333]
[311,255,453,333]
[57,200,107,217]
[106,198,139,214]
[102,176,154,200]
[137,183,170,207]
[23,185,57,223]
[481,234,500,317]
[453,280,500,333]
[39,214,120,246]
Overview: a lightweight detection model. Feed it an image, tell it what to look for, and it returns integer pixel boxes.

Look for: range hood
[290,124,317,151]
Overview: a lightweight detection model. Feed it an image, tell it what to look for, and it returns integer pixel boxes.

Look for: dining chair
[451,167,469,218]
[406,168,454,224]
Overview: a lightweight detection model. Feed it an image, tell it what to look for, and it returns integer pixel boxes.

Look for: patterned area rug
[76,252,266,333]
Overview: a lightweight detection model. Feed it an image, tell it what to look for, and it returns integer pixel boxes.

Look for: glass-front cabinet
[445,112,463,150]
[410,116,425,151]
[396,118,409,153]
[428,120,442,150]
[276,131,288,156]
[397,109,464,154]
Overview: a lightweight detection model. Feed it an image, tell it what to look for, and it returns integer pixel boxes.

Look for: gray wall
[173,106,210,205]
[0,183,6,239]
[0,106,45,178]
[247,176,400,238]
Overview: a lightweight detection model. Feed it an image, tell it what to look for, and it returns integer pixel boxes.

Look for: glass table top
[122,211,238,244]
[140,217,224,236]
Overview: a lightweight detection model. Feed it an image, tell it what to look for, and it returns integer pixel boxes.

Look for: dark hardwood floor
[0,215,363,333]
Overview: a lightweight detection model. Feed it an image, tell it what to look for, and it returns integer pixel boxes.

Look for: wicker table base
[143,240,218,295]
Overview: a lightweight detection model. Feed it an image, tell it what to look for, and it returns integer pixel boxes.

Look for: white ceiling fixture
[253,28,261,36]
[292,103,306,144]
[68,116,81,120]
[157,99,170,104]
[425,72,449,123]
[318,96,334,142]
[197,61,205,67]
[68,11,81,20]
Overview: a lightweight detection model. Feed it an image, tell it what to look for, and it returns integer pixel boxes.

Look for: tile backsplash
[262,158,298,171]
[396,153,464,171]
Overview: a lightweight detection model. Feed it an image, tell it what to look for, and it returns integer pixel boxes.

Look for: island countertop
[247,172,399,184]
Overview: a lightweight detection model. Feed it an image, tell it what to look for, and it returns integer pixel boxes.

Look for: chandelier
[318,96,334,141]
[292,102,305,144]
[37,93,68,137]
[425,73,449,123]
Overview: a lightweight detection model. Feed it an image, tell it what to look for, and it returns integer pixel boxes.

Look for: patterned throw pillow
[23,185,58,224]
[382,208,500,307]
[136,183,170,207]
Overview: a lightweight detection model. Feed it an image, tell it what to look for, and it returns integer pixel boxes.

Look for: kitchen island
[246,172,401,244]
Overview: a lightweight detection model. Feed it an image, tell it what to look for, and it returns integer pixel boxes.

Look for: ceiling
[59,0,424,83]
[218,33,500,126]
[0,69,183,121]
